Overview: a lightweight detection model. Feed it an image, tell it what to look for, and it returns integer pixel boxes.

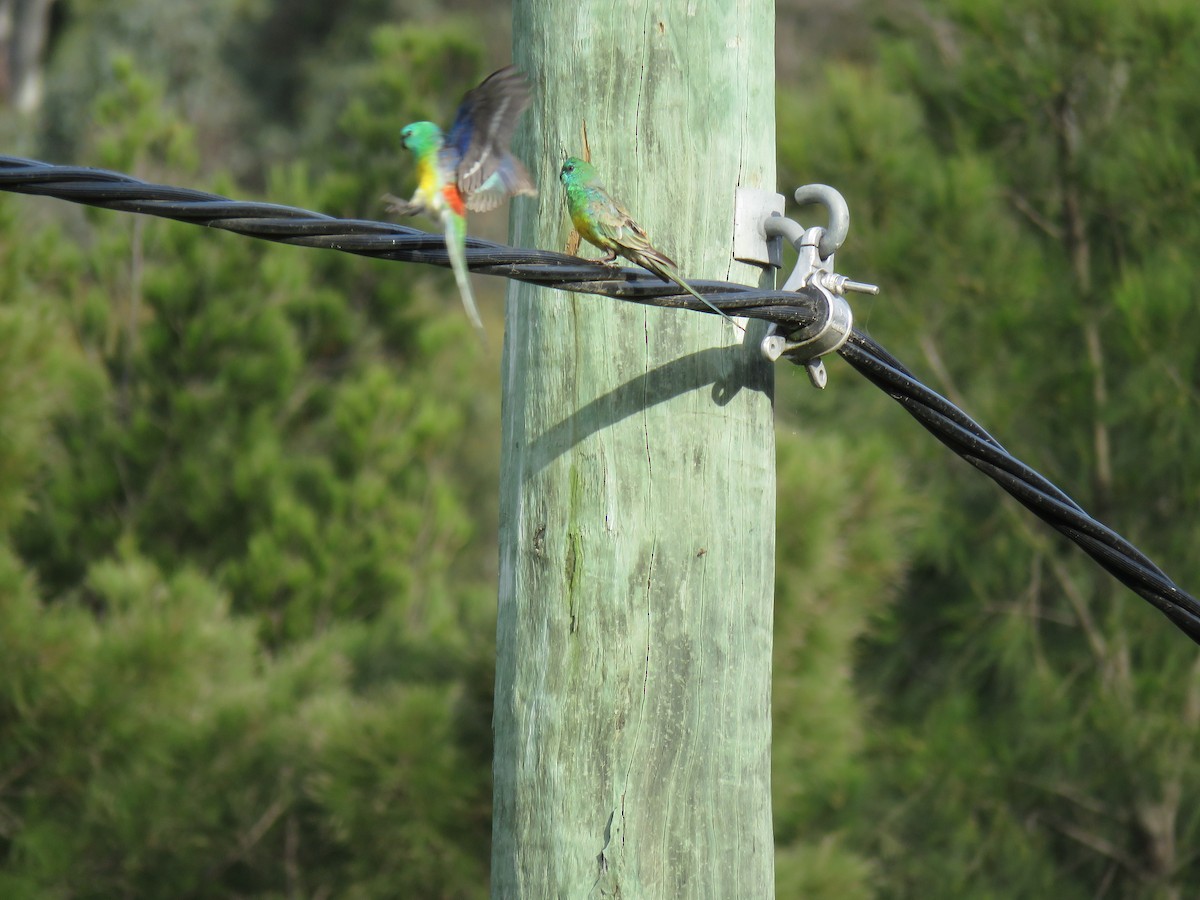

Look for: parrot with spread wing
[558,156,740,330]
[385,66,536,340]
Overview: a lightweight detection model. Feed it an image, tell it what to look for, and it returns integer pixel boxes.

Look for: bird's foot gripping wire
[748,184,879,389]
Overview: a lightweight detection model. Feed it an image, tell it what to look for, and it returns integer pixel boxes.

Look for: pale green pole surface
[495,2,777,896]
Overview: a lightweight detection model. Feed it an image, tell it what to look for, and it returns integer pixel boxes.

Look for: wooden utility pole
[494,2,777,896]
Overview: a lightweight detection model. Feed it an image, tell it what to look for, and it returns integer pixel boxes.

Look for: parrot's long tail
[441,210,486,343]
[635,250,744,333]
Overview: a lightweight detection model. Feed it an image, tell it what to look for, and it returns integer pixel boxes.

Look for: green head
[559,156,599,188]
[400,121,444,157]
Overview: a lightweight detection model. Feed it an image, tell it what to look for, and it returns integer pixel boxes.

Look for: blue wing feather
[444,98,475,170]
[443,67,535,206]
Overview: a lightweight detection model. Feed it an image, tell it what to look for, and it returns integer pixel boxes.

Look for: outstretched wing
[445,66,536,208]
[465,156,536,212]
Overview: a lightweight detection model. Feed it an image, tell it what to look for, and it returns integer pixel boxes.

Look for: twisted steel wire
[0,155,822,327]
[2,155,1197,644]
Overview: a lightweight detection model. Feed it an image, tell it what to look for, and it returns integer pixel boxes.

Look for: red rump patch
[442,183,466,217]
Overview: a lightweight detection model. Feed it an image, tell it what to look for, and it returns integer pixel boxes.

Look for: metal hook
[792,184,850,260]
[733,183,853,266]
[755,184,879,388]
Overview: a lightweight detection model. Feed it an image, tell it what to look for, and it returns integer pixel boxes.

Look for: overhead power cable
[1,155,1196,645]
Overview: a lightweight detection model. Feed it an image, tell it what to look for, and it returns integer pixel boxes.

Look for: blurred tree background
[0,0,1197,896]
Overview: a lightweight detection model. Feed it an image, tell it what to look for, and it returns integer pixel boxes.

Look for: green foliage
[39,0,249,171]
[91,54,199,175]
[0,551,489,897]
[771,424,915,893]
[775,0,1200,896]
[1,11,500,898]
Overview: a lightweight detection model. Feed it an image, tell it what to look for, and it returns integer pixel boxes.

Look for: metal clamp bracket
[756,185,879,389]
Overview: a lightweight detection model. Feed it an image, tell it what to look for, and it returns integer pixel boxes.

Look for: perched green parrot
[386,67,536,339]
[558,156,739,328]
